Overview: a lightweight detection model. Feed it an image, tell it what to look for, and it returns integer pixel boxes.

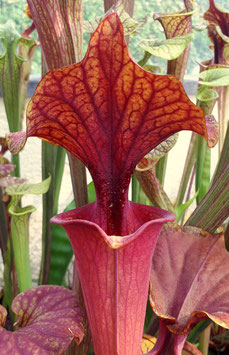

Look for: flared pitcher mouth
[51,201,175,249]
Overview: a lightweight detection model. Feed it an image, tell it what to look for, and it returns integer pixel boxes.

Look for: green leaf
[83,0,146,35]
[187,319,212,344]
[175,191,198,223]
[39,142,58,285]
[48,200,75,285]
[5,175,51,196]
[196,86,219,102]
[139,33,193,60]
[199,68,229,86]
[88,181,96,203]
[185,159,229,233]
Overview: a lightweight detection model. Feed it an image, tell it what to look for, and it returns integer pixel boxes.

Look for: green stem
[195,135,211,204]
[187,319,212,344]
[135,168,174,212]
[199,324,211,355]
[180,164,196,226]
[12,154,20,178]
[68,153,88,207]
[156,154,168,186]
[2,238,14,327]
[0,189,8,260]
[53,147,66,214]
[10,214,32,292]
[175,133,196,207]
[132,173,139,203]
[138,51,151,67]
[39,141,56,285]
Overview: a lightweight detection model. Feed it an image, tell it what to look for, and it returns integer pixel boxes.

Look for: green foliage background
[0,0,229,75]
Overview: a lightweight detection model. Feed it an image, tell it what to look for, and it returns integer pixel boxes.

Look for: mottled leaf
[136,134,179,171]
[153,6,195,38]
[139,33,192,61]
[0,286,85,354]
[150,224,229,333]
[6,131,27,155]
[141,334,157,354]
[83,0,146,35]
[205,114,219,148]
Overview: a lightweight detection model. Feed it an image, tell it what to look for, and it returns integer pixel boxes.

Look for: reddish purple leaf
[52,202,174,355]
[7,14,213,233]
[149,224,229,353]
[0,286,85,354]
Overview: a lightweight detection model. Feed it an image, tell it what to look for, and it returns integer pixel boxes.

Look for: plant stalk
[199,324,211,355]
[175,133,196,207]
